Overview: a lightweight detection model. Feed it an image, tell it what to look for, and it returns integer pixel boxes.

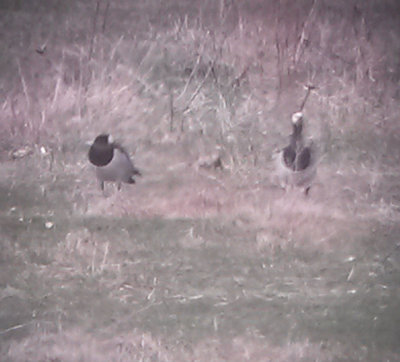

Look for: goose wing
[282,145,296,170]
[296,146,311,171]
[113,143,141,176]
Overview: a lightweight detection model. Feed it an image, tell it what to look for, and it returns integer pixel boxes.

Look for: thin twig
[137,42,156,72]
[182,61,213,115]
[102,0,110,33]
[229,64,250,88]
[176,43,206,101]
[88,0,101,60]
[52,77,61,110]
[275,2,283,102]
[17,59,30,110]
[0,322,32,335]
[169,91,174,132]
[100,242,109,271]
[299,84,316,111]
[110,35,124,62]
[294,0,318,64]
[91,242,97,274]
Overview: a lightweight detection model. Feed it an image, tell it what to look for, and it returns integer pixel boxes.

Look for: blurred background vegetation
[1,0,400,360]
[1,0,399,160]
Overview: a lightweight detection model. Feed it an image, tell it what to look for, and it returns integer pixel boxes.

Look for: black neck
[292,122,303,138]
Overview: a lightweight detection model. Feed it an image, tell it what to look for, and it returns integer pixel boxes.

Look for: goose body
[88,134,141,190]
[275,112,316,195]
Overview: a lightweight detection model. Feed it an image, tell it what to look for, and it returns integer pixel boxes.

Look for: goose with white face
[88,134,141,191]
[274,112,317,195]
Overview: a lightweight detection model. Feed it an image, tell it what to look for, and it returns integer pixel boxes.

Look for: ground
[1,0,400,361]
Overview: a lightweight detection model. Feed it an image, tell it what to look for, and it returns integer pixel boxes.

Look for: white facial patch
[291,112,303,124]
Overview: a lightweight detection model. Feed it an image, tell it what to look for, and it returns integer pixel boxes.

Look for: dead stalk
[176,43,206,101]
[110,35,124,62]
[89,0,101,61]
[169,91,174,132]
[100,242,109,271]
[294,0,318,64]
[52,77,61,110]
[0,322,32,335]
[102,0,110,33]
[299,84,316,111]
[91,242,97,274]
[182,61,213,115]
[17,59,30,110]
[275,5,283,101]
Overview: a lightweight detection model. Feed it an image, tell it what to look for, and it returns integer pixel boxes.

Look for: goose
[275,112,316,195]
[88,134,141,191]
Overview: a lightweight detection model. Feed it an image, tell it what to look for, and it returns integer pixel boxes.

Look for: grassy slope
[1,0,400,360]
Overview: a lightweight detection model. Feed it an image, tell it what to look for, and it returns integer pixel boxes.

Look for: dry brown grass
[6,326,396,362]
[1,0,400,360]
[2,0,395,266]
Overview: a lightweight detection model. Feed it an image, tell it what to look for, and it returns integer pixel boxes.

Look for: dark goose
[88,134,141,191]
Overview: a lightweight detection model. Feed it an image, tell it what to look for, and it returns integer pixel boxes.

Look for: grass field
[1,0,400,360]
